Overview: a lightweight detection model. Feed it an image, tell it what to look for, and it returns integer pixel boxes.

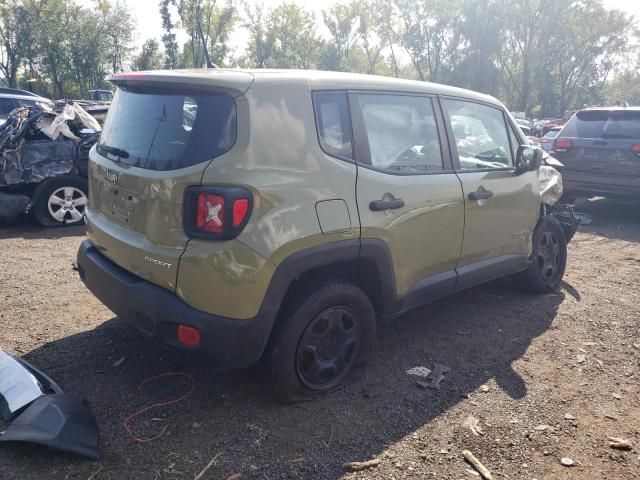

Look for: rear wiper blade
[97,143,130,159]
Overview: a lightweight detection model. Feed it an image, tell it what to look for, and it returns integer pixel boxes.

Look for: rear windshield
[543,129,560,139]
[562,110,640,140]
[97,87,236,171]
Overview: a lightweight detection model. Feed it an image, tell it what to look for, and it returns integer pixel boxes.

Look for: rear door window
[562,110,640,139]
[356,94,444,173]
[97,87,236,171]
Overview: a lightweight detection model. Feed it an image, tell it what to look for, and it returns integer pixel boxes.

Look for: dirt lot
[1,197,639,480]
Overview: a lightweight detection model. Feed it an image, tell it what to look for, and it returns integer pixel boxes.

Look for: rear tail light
[184,186,253,240]
[632,144,640,157]
[554,138,573,152]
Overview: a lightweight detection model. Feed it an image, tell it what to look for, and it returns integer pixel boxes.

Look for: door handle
[468,190,493,201]
[369,199,405,211]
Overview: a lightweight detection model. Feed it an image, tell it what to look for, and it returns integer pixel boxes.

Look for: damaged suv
[77,70,577,401]
[0,102,101,226]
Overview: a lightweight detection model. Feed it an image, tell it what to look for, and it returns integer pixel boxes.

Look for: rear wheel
[515,216,567,293]
[267,283,376,403]
[32,176,88,227]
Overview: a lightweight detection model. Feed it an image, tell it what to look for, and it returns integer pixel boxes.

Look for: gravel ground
[0,197,639,480]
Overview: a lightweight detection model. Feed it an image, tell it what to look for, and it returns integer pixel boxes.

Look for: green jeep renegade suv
[77,69,571,401]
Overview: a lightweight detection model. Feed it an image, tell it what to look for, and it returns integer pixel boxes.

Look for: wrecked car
[77,70,580,402]
[0,348,100,459]
[0,102,101,226]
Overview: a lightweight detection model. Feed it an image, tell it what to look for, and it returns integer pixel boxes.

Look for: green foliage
[1,0,638,115]
[133,39,165,71]
[0,0,136,98]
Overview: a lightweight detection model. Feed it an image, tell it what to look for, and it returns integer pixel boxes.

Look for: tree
[177,0,236,68]
[0,1,27,87]
[322,2,358,71]
[102,1,135,73]
[393,0,466,82]
[133,39,165,71]
[160,0,180,68]
[268,3,321,69]
[241,2,276,67]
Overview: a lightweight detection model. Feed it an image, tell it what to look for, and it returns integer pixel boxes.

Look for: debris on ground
[425,362,452,389]
[194,453,222,480]
[576,354,586,363]
[406,366,432,379]
[479,384,490,393]
[342,458,381,471]
[112,356,126,368]
[225,473,242,480]
[462,450,493,480]
[608,437,633,451]
[560,457,575,467]
[464,415,484,436]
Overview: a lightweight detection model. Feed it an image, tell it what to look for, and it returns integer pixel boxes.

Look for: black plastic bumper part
[76,240,272,369]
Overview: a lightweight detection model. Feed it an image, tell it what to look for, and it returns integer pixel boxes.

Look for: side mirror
[515,145,543,174]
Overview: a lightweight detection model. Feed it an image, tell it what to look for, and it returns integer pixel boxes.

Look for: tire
[32,176,88,227]
[266,282,376,403]
[515,216,567,293]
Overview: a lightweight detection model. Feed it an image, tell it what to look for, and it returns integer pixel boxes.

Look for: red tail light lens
[177,325,200,346]
[197,193,224,233]
[184,186,253,240]
[554,138,573,152]
[233,199,250,227]
[632,144,640,156]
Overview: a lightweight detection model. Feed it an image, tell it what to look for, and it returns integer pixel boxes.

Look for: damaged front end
[539,154,581,243]
[0,349,100,460]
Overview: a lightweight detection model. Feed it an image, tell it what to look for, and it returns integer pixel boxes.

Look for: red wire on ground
[123,372,195,443]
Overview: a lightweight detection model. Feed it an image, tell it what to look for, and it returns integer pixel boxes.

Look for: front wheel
[266,283,376,403]
[32,176,88,227]
[515,216,567,293]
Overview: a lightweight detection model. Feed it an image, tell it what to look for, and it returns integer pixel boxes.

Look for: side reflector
[177,325,200,347]
[233,199,250,227]
[197,193,224,233]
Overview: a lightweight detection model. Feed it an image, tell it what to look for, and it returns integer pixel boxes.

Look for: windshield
[98,87,236,171]
[562,110,640,139]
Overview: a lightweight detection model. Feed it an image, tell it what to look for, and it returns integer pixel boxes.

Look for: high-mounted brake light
[110,72,146,80]
[554,138,573,152]
[184,186,253,240]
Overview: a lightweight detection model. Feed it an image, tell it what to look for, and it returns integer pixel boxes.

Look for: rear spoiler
[106,69,254,97]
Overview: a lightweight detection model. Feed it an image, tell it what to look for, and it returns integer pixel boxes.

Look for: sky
[76,0,640,56]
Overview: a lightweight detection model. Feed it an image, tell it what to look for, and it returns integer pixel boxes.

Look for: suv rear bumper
[76,240,272,369]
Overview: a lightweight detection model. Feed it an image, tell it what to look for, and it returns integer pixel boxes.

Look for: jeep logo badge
[104,169,118,184]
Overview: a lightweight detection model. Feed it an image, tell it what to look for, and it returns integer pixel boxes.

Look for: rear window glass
[313,92,353,160]
[543,129,561,139]
[97,87,236,171]
[562,110,640,139]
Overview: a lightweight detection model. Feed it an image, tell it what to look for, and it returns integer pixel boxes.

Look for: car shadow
[1,277,564,479]
[573,197,640,243]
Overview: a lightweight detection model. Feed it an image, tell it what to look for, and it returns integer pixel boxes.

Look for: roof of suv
[109,68,503,108]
